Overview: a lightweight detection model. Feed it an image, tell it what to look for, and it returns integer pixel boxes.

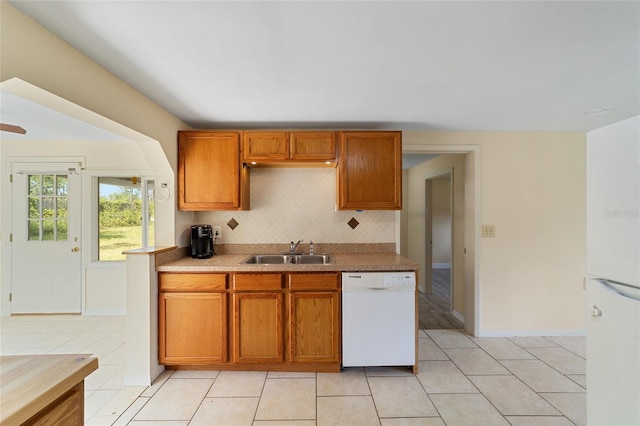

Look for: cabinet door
[178,131,248,210]
[159,292,227,364]
[232,292,284,363]
[288,291,340,363]
[243,131,289,161]
[290,132,336,161]
[337,131,402,210]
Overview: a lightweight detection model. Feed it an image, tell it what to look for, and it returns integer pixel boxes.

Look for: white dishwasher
[342,272,416,367]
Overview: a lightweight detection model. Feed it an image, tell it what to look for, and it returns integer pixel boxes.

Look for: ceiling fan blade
[0,123,27,134]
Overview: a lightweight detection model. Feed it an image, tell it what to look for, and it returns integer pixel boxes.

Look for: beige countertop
[157,252,419,273]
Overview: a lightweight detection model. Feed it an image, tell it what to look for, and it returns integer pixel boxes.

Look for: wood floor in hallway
[418,268,464,330]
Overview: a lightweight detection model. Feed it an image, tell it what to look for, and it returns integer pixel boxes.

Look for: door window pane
[29,175,40,196]
[28,220,39,241]
[57,220,68,240]
[26,174,69,242]
[56,176,68,196]
[42,219,55,240]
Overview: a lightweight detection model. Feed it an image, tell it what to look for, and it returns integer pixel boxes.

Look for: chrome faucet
[309,241,314,255]
[290,239,303,254]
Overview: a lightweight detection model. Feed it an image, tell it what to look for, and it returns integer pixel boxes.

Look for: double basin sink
[241,254,333,265]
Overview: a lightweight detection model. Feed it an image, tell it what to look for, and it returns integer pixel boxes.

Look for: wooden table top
[0,354,98,425]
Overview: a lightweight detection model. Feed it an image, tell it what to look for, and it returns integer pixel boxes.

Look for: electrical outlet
[212,226,222,240]
[481,225,495,238]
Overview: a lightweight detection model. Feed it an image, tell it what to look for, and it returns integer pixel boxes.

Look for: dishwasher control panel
[384,274,415,287]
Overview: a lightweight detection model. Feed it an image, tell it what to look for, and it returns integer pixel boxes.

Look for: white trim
[432,263,452,269]
[403,144,481,337]
[452,309,465,323]
[478,329,586,338]
[122,370,164,387]
[85,308,126,316]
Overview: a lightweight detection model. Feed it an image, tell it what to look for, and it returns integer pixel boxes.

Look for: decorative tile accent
[347,217,359,229]
[227,218,239,230]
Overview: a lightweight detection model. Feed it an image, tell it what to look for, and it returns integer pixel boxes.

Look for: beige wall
[404,131,586,335]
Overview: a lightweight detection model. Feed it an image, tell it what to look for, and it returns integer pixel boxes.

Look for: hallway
[419,269,464,330]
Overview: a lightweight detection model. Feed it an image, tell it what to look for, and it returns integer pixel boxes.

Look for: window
[97,177,154,261]
[28,174,68,241]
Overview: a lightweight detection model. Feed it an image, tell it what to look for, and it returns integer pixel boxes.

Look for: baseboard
[123,374,153,387]
[452,309,464,323]
[432,263,451,269]
[477,329,586,337]
[85,308,126,316]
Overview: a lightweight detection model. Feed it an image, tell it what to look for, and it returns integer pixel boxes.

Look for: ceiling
[7,1,639,134]
[0,89,129,142]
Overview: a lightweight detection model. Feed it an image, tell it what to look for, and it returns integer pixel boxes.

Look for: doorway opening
[401,144,480,336]
[419,172,464,329]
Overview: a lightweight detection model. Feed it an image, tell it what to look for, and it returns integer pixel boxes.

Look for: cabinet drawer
[159,273,227,292]
[288,273,339,291]
[232,274,283,291]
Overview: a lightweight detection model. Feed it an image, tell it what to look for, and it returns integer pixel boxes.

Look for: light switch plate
[481,225,495,238]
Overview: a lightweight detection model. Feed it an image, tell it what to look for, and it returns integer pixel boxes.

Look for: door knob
[590,305,602,317]
[71,247,80,252]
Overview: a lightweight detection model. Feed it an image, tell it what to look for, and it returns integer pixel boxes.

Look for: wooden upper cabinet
[243,131,336,163]
[337,131,402,210]
[290,132,336,161]
[178,131,249,211]
[243,131,289,161]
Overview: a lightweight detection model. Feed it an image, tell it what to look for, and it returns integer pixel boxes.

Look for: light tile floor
[0,315,586,425]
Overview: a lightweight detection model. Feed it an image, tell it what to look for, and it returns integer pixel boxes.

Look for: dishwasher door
[342,272,416,367]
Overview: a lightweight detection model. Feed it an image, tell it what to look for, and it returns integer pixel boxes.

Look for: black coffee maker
[190,225,214,259]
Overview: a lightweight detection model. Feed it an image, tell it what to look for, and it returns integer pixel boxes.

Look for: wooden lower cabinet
[159,271,340,371]
[232,292,284,363]
[288,291,339,363]
[159,292,227,364]
[24,383,83,426]
[159,273,228,364]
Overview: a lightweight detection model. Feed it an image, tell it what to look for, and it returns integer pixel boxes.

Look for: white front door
[11,162,82,313]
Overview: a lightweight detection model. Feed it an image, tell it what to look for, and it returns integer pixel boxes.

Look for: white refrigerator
[586,115,640,426]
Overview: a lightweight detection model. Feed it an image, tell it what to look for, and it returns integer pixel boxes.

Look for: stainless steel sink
[241,254,291,264]
[290,254,333,264]
[241,254,333,265]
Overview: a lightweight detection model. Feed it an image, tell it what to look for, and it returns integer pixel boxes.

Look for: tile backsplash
[197,168,395,244]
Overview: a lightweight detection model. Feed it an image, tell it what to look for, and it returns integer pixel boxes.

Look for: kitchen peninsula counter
[157,252,419,273]
[0,354,98,426]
